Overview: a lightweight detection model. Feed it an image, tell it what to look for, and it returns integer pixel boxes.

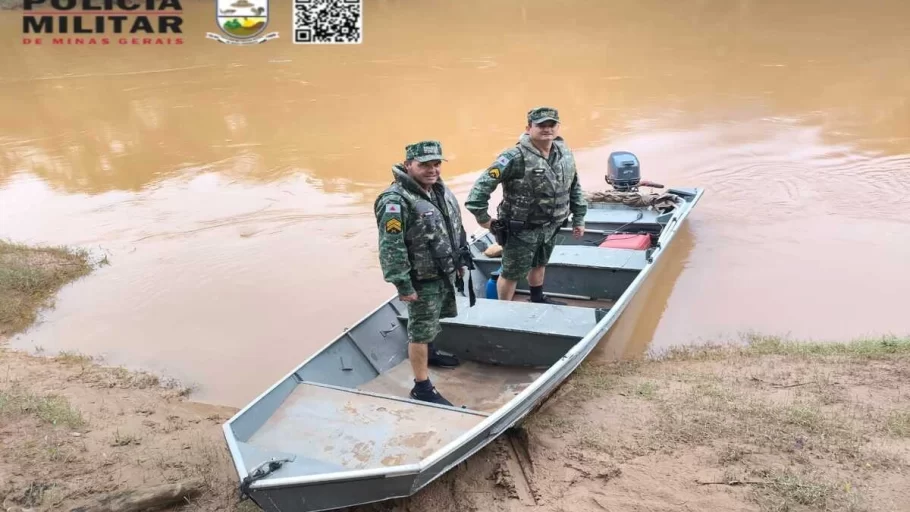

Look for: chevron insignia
[385,218,402,233]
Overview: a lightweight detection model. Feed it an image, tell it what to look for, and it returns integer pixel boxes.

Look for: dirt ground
[4,339,909,512]
[1,241,909,512]
[353,340,910,512]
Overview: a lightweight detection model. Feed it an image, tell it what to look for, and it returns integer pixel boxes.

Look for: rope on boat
[239,456,295,501]
[585,190,680,209]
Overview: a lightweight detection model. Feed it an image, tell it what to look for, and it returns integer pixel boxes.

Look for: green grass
[0,239,97,336]
[651,380,877,466]
[752,470,843,511]
[885,410,910,438]
[0,382,85,429]
[653,333,910,362]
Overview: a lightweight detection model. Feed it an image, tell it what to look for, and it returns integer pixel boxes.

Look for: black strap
[467,271,476,307]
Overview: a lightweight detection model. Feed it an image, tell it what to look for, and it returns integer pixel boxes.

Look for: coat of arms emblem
[206,0,279,45]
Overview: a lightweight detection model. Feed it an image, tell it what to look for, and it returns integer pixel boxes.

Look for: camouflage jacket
[465,134,587,228]
[374,165,466,296]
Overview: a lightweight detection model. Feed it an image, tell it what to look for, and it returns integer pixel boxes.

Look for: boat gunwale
[224,187,705,492]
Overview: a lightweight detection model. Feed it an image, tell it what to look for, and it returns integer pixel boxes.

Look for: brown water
[1,0,909,407]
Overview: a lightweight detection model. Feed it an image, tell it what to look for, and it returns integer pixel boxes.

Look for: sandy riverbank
[2,239,908,511]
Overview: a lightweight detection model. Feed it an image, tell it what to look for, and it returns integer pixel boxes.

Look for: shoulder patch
[385,203,401,214]
[495,155,510,167]
[488,167,501,179]
[385,218,402,233]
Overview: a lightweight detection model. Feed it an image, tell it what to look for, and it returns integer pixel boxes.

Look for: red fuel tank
[599,233,651,250]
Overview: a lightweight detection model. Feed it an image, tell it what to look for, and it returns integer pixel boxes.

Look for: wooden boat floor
[509,292,616,310]
[359,360,544,414]
[247,383,484,471]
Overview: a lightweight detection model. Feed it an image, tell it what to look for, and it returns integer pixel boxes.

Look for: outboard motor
[606,151,663,191]
[607,151,640,191]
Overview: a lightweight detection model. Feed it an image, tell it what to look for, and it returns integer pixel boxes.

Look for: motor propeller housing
[606,151,663,191]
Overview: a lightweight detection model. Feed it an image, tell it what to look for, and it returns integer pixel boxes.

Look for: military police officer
[465,107,587,303]
[374,140,466,406]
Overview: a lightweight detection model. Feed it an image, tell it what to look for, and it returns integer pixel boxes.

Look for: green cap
[527,106,560,124]
[405,140,447,162]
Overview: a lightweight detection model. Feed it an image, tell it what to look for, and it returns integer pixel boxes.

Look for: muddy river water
[1,0,909,407]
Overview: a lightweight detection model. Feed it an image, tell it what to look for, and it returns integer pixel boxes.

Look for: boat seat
[471,245,648,301]
[472,244,647,269]
[397,297,594,338]
[395,297,598,366]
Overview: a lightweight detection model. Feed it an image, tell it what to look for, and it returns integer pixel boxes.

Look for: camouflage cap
[405,140,447,162]
[527,106,560,124]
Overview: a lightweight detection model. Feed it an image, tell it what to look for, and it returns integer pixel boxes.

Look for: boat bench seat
[396,297,598,366]
[397,297,595,338]
[472,244,648,270]
[471,245,649,301]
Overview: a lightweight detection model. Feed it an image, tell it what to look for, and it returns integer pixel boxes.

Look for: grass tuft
[54,350,94,365]
[0,382,85,429]
[652,334,910,363]
[0,239,96,337]
[885,410,910,438]
[744,333,910,358]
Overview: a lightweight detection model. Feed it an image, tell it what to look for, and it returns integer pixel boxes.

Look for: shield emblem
[216,0,269,41]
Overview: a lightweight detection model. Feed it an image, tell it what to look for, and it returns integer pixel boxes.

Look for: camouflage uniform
[374,141,467,344]
[465,107,587,282]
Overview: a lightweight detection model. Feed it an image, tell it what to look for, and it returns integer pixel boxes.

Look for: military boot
[529,295,567,305]
[529,286,566,305]
[410,379,453,406]
[428,342,460,368]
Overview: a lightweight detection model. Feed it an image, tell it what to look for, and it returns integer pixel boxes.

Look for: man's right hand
[400,293,418,302]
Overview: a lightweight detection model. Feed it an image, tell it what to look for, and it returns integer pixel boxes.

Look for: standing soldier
[374,140,466,406]
[465,107,587,303]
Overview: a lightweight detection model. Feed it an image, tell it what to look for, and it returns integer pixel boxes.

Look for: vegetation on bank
[0,239,104,337]
[537,333,910,512]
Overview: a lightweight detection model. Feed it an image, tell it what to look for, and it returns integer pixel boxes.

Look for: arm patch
[385,218,402,233]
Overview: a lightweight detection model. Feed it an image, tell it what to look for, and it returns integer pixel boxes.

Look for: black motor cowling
[606,151,641,191]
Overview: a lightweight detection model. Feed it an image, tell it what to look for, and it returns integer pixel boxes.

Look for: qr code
[294,0,362,44]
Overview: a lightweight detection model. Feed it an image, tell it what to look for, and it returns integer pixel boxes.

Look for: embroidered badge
[496,155,510,167]
[488,167,501,179]
[385,218,402,233]
[385,203,401,214]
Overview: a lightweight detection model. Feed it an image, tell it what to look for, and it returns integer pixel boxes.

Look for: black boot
[410,378,453,406]
[529,285,566,305]
[428,342,460,368]
[529,295,567,305]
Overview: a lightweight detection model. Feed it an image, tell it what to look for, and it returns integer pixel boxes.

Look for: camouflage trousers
[500,222,561,281]
[406,275,458,343]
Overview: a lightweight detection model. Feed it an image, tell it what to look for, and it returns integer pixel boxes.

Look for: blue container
[486,266,502,299]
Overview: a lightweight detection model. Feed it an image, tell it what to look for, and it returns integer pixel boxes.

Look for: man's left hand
[456,267,465,278]
[573,226,585,239]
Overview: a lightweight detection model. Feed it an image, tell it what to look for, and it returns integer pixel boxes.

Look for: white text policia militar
[22,0,184,46]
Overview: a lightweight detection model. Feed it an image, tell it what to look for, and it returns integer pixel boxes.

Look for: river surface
[1,0,909,407]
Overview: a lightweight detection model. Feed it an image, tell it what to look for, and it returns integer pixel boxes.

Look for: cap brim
[532,117,559,124]
[414,155,447,162]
